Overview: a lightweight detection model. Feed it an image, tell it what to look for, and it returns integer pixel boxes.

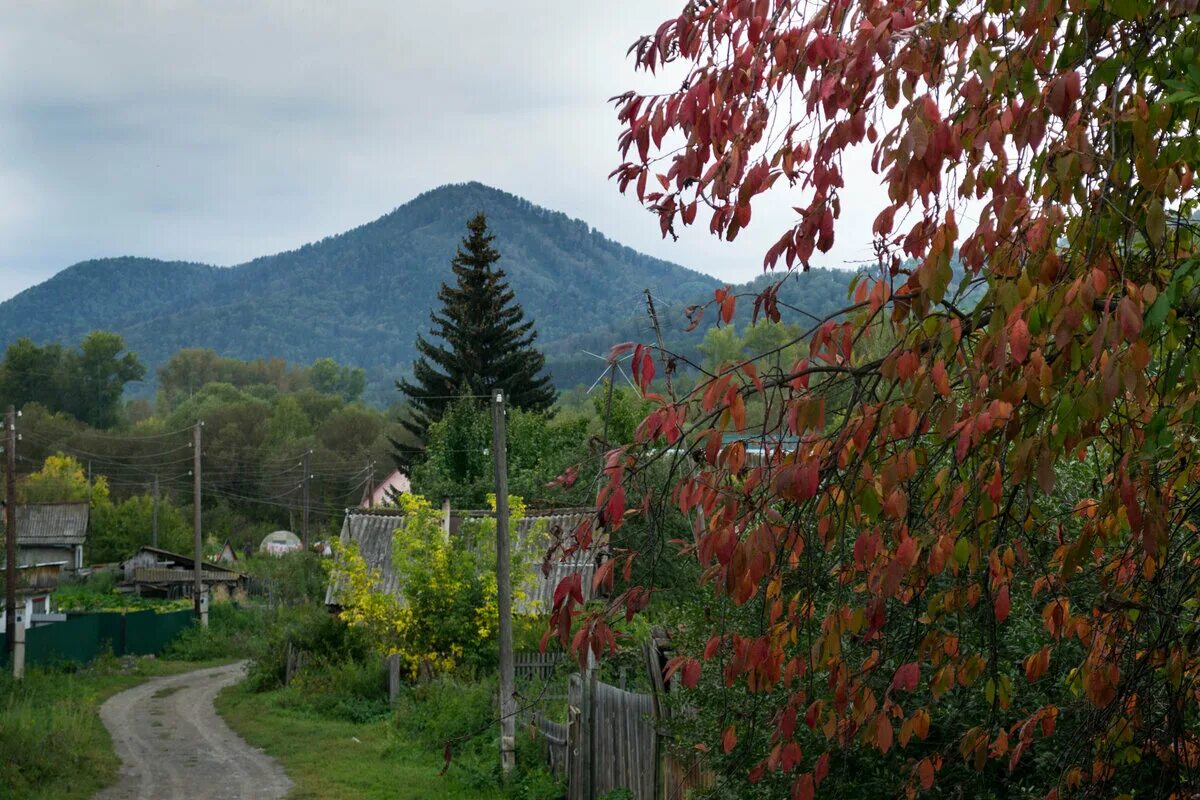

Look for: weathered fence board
[564,672,657,800]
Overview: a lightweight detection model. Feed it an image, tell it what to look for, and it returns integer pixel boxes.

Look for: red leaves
[994,584,1011,623]
[892,662,920,692]
[663,656,702,689]
[1009,318,1030,364]
[722,725,737,753]
[631,344,656,393]
[918,757,936,790]
[1047,70,1081,118]
[1117,296,1142,341]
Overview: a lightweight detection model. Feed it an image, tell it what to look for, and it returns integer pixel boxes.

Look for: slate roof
[326,507,603,612]
[13,502,89,547]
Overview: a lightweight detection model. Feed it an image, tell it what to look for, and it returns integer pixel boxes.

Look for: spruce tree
[396,213,556,450]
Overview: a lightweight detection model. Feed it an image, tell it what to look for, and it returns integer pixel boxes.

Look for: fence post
[200,590,209,628]
[387,653,402,705]
[13,621,25,679]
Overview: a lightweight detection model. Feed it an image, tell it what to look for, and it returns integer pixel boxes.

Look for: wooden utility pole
[5,407,17,654]
[491,390,515,773]
[301,450,311,549]
[192,421,203,619]
[151,474,159,549]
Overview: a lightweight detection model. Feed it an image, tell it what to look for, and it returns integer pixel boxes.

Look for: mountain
[0,182,861,398]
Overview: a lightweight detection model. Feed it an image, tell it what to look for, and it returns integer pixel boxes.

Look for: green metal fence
[0,609,194,668]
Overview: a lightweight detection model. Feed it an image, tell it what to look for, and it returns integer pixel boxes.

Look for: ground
[215,682,504,800]
[93,661,291,800]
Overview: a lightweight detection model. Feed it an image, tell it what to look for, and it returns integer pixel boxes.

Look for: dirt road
[93,661,292,800]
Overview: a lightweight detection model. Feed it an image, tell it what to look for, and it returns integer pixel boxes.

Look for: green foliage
[0,332,144,429]
[88,493,191,563]
[55,572,190,613]
[238,552,328,608]
[398,212,557,446]
[309,357,366,403]
[411,395,589,507]
[332,494,541,678]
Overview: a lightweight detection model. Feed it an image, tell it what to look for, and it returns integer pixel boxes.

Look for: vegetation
[331,493,542,679]
[216,682,505,800]
[0,655,229,800]
[0,332,144,429]
[0,183,723,402]
[398,213,556,448]
[565,1,1200,798]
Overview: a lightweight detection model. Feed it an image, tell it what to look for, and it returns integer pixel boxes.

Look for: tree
[20,453,108,505]
[309,357,366,403]
[0,332,144,428]
[397,214,556,448]
[549,3,1200,798]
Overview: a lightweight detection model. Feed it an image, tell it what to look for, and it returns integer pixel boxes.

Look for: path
[93,661,292,800]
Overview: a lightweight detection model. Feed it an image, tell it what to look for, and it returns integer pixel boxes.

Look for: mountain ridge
[0,182,861,399]
[0,183,723,392]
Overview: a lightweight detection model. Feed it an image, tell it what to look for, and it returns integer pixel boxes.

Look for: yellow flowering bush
[331,493,537,679]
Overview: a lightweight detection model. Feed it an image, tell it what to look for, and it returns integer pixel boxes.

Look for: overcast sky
[0,1,885,303]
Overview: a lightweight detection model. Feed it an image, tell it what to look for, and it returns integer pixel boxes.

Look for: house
[0,562,65,633]
[325,507,603,614]
[11,502,89,573]
[360,469,411,508]
[119,545,242,598]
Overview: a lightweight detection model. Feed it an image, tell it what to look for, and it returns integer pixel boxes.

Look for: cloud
[0,1,886,302]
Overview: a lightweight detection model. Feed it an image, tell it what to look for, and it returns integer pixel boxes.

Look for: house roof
[13,502,89,547]
[125,546,240,575]
[325,507,602,612]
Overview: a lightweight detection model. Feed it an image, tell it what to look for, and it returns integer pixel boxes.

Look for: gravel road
[93,661,292,800]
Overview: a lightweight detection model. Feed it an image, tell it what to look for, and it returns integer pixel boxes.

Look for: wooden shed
[120,546,242,598]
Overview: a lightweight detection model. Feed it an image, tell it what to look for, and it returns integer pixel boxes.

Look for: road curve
[93,661,292,800]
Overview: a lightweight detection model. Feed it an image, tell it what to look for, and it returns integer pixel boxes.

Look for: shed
[326,507,603,614]
[215,540,239,564]
[120,546,242,598]
[7,502,90,572]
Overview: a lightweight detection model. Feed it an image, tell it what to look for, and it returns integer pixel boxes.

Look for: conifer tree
[396,213,555,450]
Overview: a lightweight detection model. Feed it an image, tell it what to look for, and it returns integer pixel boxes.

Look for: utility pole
[5,407,17,655]
[151,474,159,549]
[301,450,311,549]
[365,459,374,509]
[192,421,203,620]
[491,390,515,773]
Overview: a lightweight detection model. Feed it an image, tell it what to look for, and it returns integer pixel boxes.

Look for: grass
[216,681,504,800]
[0,655,230,800]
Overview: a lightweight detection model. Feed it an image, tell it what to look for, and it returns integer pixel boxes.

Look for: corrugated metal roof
[12,502,89,547]
[326,508,603,613]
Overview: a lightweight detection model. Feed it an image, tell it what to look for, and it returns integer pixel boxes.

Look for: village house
[119,545,243,598]
[360,468,411,508]
[14,501,89,573]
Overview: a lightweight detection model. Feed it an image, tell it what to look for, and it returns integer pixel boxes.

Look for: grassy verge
[0,655,230,800]
[216,681,504,800]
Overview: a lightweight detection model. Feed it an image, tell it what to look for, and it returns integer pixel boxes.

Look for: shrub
[277,658,390,723]
[163,602,265,661]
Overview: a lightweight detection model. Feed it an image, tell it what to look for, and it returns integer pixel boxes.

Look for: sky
[0,1,886,303]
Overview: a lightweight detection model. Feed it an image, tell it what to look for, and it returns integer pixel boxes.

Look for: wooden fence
[567,672,657,800]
